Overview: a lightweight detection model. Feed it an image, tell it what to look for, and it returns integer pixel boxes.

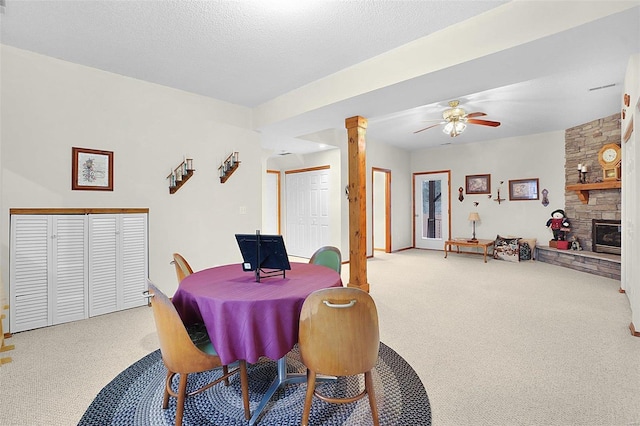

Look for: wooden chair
[298,287,380,426]
[171,253,193,283]
[308,246,342,274]
[147,280,250,425]
[1,303,15,366]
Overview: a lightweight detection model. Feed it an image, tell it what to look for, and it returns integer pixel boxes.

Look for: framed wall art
[72,147,114,191]
[465,174,491,195]
[509,178,539,201]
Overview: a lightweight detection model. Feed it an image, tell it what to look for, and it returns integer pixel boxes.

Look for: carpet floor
[78,342,430,426]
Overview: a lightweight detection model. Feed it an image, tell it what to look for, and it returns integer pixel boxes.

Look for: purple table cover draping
[172,262,342,365]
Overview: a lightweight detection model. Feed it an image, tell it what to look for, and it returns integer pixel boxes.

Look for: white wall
[411,131,566,244]
[367,137,413,252]
[266,148,343,255]
[0,46,264,309]
[622,53,639,331]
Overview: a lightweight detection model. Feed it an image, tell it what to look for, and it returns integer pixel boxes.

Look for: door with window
[414,172,450,250]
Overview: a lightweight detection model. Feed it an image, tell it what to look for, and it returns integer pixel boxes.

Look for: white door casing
[414,172,450,250]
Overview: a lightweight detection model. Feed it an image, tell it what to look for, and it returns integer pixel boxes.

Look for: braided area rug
[79,342,431,425]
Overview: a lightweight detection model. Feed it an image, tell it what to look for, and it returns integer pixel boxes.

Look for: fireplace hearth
[592,219,621,255]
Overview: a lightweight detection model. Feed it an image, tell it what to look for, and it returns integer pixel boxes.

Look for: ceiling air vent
[588,83,616,92]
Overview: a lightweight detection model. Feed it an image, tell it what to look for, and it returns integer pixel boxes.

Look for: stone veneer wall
[536,246,621,280]
[564,113,622,250]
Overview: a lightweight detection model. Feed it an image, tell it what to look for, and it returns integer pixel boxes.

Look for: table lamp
[468,212,480,242]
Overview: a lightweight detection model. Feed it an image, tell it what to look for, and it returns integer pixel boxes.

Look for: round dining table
[171,261,342,425]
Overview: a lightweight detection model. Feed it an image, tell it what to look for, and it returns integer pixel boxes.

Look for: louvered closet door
[88,215,119,317]
[51,215,88,324]
[10,215,51,332]
[120,213,148,309]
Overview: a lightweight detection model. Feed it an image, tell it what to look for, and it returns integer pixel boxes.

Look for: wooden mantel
[566,181,621,204]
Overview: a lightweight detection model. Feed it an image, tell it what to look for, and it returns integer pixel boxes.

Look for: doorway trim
[412,170,451,248]
[372,167,391,253]
[266,169,281,234]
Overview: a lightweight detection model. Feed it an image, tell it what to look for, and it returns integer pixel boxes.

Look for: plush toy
[570,236,582,251]
[546,209,571,241]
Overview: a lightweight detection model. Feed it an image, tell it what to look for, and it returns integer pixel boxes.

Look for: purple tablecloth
[172,262,342,365]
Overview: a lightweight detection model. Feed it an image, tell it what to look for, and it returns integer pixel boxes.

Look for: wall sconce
[493,181,505,204]
[168,157,194,194]
[468,212,480,242]
[219,152,240,183]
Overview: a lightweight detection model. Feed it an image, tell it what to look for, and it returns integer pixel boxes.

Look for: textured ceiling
[1,1,639,153]
[0,0,506,107]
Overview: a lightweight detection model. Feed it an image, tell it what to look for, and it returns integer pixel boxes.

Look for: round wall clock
[597,143,621,181]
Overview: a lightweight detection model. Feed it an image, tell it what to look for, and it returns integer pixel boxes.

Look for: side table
[444,238,495,263]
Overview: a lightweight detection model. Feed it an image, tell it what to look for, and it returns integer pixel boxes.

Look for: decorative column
[345,116,369,292]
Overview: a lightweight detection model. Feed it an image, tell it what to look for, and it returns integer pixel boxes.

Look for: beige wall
[3,43,637,336]
[411,131,566,244]
[1,46,264,307]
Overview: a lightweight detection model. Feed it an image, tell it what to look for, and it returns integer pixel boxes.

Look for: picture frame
[465,174,491,195]
[509,178,539,201]
[72,147,114,191]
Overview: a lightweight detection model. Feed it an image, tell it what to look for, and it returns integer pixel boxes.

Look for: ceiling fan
[414,100,501,137]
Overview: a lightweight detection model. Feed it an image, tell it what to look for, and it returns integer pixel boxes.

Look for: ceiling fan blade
[465,112,487,118]
[467,118,501,127]
[413,123,444,134]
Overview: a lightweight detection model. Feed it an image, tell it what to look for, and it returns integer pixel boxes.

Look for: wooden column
[345,116,369,292]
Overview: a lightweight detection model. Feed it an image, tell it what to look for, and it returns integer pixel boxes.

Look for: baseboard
[630,322,640,337]
[395,246,414,252]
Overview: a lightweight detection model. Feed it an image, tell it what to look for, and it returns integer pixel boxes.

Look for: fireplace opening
[592,219,621,255]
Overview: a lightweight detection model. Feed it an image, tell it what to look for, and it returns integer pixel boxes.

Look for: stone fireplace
[564,114,622,251]
[592,219,622,255]
[536,113,622,280]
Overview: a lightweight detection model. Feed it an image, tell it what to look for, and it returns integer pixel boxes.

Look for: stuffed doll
[546,209,571,241]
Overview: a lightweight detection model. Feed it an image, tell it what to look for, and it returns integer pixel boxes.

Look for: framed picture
[72,147,114,191]
[465,174,491,195]
[509,178,539,201]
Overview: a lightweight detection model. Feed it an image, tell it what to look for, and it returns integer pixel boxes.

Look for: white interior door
[285,168,330,257]
[414,172,450,250]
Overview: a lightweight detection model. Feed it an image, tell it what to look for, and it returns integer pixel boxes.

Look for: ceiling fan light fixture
[443,120,466,136]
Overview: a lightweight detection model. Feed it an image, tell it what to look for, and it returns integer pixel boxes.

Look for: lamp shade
[468,212,480,222]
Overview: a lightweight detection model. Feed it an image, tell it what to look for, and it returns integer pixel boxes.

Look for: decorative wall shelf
[168,158,194,194]
[566,181,621,204]
[219,152,240,183]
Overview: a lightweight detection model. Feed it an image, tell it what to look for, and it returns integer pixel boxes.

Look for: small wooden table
[444,238,495,263]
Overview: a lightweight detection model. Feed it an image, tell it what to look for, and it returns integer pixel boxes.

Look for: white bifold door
[10,214,88,333]
[88,214,148,317]
[10,212,148,333]
[285,168,330,258]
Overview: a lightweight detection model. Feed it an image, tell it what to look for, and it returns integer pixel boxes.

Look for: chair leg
[239,360,251,420]
[222,364,230,386]
[364,371,380,426]
[175,373,189,426]
[301,369,317,426]
[163,370,172,409]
